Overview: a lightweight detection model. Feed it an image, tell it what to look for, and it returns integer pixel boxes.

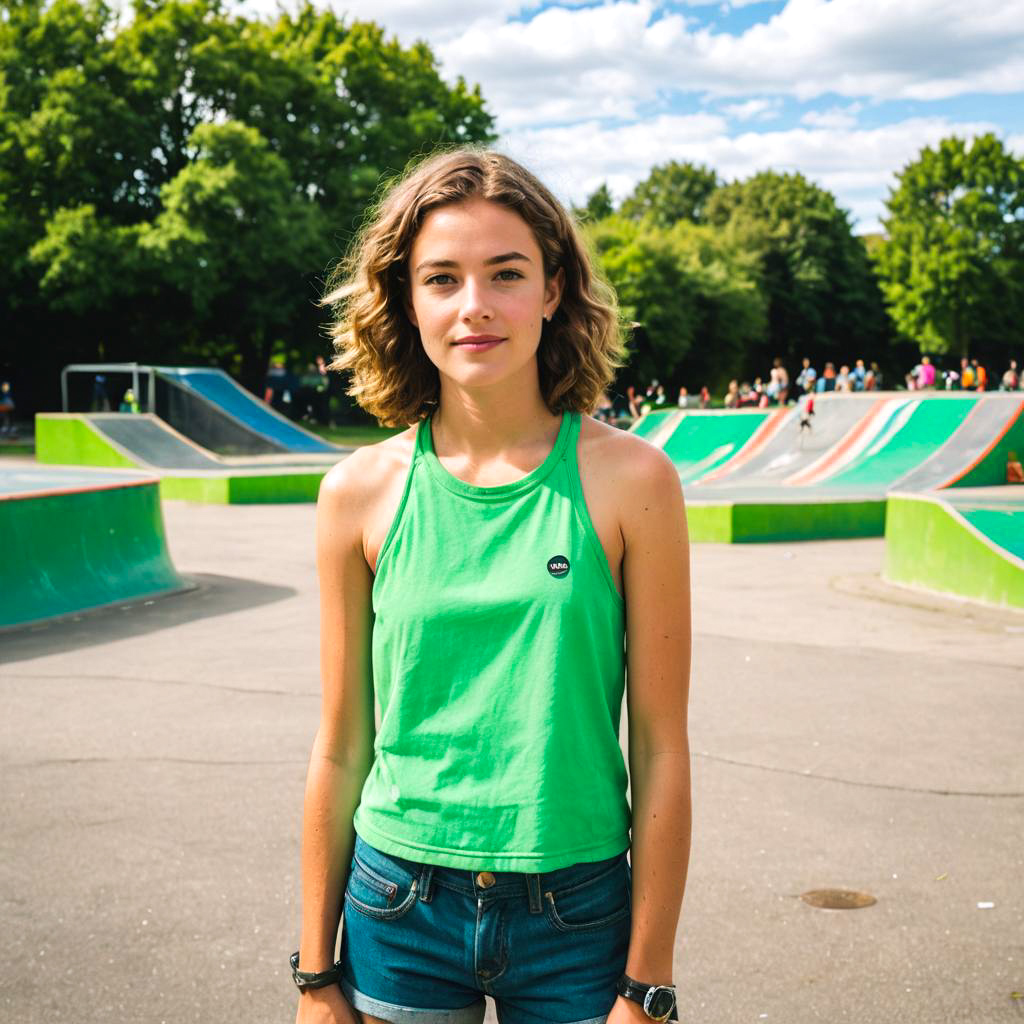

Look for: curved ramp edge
[884,492,1024,610]
[0,478,190,630]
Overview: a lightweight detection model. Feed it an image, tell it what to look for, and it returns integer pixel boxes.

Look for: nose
[459,275,493,323]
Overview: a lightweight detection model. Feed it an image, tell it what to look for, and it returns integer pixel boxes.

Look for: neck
[431,362,561,460]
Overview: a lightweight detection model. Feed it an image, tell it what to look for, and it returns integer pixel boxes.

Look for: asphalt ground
[1,497,1022,1024]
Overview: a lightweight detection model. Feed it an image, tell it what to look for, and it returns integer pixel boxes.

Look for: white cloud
[722,97,782,122]
[800,103,862,130]
[436,0,1024,129]
[504,116,1001,233]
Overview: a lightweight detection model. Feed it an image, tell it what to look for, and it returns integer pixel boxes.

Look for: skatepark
[2,371,1022,1023]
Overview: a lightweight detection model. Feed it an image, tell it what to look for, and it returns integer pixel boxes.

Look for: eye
[424,273,456,286]
[494,269,524,281]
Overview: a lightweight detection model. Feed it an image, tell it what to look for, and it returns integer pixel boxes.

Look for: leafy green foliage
[2,0,495,400]
[620,161,719,227]
[588,215,765,386]
[705,170,890,371]
[872,133,1024,358]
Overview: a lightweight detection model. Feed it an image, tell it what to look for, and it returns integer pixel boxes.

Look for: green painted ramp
[884,491,1024,610]
[0,471,190,630]
[663,412,770,483]
[827,397,975,489]
[629,408,677,440]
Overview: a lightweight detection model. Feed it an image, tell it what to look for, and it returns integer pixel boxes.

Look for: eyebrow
[414,251,532,275]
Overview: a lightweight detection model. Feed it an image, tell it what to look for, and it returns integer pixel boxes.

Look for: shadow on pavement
[0,573,295,663]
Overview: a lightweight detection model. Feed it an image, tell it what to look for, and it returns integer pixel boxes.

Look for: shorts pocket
[344,848,419,921]
[543,853,632,933]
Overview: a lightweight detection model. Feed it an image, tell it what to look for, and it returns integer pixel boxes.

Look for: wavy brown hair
[322,147,625,427]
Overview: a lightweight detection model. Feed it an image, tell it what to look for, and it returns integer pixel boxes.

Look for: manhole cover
[800,888,876,910]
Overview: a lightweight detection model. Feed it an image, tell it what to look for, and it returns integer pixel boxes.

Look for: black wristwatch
[289,950,342,991]
[617,972,678,1021]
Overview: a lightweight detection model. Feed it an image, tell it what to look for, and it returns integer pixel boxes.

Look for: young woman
[293,149,692,1024]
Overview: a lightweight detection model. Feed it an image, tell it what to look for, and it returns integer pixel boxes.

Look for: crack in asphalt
[695,751,1024,798]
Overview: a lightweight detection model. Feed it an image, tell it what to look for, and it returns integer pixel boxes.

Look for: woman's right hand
[295,984,362,1024]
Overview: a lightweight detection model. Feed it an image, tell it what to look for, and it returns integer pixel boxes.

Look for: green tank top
[352,409,630,871]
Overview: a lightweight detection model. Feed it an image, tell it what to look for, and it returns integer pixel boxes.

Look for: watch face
[647,988,675,1018]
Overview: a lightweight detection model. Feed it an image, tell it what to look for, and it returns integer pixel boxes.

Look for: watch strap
[617,973,679,1021]
[290,950,342,991]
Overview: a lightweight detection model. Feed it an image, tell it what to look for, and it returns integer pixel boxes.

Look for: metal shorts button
[476,871,496,888]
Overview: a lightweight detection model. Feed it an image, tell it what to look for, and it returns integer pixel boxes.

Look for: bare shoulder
[317,425,418,571]
[578,414,682,502]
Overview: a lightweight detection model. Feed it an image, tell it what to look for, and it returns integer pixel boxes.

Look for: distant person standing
[959,357,975,391]
[0,381,15,435]
[851,359,867,391]
[677,386,689,408]
[264,357,296,418]
[771,357,789,405]
[817,362,836,392]
[699,385,711,409]
[1001,359,1019,391]
[972,359,987,392]
[90,373,111,412]
[916,356,935,390]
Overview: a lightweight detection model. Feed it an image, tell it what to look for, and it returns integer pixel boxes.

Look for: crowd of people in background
[608,354,1024,426]
[906,356,1022,393]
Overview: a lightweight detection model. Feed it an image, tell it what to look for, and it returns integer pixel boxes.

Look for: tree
[573,182,615,223]
[587,216,764,388]
[1,0,496,409]
[620,161,718,227]
[872,133,1024,359]
[705,170,890,373]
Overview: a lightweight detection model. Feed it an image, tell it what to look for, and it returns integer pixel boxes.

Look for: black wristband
[290,951,342,991]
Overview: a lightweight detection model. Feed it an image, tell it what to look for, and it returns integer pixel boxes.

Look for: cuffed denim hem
[340,977,486,1024]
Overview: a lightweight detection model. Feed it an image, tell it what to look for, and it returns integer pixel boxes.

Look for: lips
[452,335,505,345]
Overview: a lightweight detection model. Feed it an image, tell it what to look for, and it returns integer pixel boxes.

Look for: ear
[544,267,565,321]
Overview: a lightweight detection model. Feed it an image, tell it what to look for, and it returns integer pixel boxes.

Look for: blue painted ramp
[155,367,338,454]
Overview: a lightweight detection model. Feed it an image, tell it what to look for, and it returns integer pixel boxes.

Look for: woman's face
[406,198,563,393]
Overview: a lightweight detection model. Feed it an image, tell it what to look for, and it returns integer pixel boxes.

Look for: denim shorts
[339,832,633,1024]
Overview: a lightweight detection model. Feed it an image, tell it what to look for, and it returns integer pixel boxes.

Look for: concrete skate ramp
[0,466,189,630]
[91,413,230,470]
[156,367,337,454]
[663,410,771,483]
[894,395,1024,491]
[823,396,976,489]
[696,394,881,489]
[885,488,1024,609]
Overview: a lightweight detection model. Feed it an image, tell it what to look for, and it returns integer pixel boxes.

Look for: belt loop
[527,872,543,914]
[418,863,435,903]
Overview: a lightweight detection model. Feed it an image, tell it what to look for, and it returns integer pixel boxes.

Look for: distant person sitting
[852,359,867,391]
[1007,451,1024,485]
[817,362,836,392]
[972,359,987,392]
[1001,360,1019,391]
[118,388,139,413]
[677,386,689,408]
[915,355,935,390]
[699,385,711,409]
[723,379,740,409]
[959,357,975,390]
[835,365,852,392]
[796,357,817,396]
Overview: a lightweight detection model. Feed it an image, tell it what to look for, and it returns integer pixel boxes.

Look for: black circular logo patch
[547,555,570,579]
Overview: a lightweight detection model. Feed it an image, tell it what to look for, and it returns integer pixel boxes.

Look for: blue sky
[243,0,1024,233]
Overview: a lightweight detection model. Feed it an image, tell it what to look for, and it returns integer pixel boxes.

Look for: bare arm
[621,444,693,985]
[297,456,377,974]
